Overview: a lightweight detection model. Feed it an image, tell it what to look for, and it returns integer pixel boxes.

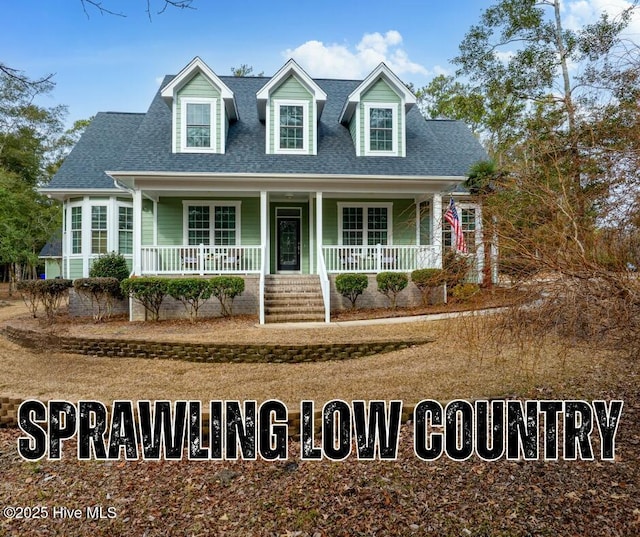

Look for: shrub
[451,283,480,302]
[90,252,130,282]
[411,268,446,306]
[121,277,168,321]
[442,250,470,287]
[335,273,369,310]
[39,279,73,321]
[376,272,408,310]
[17,280,41,318]
[166,278,213,322]
[73,277,121,322]
[209,276,245,317]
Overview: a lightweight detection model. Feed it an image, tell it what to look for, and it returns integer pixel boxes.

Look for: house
[41,57,488,323]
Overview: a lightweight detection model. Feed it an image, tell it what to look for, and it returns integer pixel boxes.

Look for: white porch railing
[322,245,440,273]
[140,245,262,275]
[317,245,331,323]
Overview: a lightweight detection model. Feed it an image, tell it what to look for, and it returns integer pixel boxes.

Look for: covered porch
[111,172,469,323]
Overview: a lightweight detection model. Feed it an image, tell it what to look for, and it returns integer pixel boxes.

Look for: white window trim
[273,99,309,155]
[337,202,393,246]
[364,102,399,157]
[67,201,83,256]
[180,97,218,153]
[117,202,134,255]
[182,200,242,245]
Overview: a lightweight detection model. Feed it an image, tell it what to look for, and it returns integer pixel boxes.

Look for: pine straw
[0,299,615,407]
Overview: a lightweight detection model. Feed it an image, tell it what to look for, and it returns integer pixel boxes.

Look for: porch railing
[322,245,440,273]
[140,245,262,275]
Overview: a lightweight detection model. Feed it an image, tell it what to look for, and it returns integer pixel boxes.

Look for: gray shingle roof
[47,112,145,189]
[49,74,488,190]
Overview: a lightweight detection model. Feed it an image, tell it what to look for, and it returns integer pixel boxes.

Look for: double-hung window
[274,101,308,153]
[181,98,217,152]
[91,206,108,254]
[185,202,240,246]
[364,103,398,156]
[71,206,82,254]
[339,203,392,246]
[118,206,133,254]
[442,205,477,253]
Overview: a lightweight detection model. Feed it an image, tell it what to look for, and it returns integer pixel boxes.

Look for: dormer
[256,59,327,156]
[161,57,238,154]
[339,63,416,157]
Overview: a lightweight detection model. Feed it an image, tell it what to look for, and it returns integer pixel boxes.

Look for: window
[186,103,210,147]
[71,206,82,254]
[188,205,210,245]
[185,202,240,246]
[180,98,217,152]
[339,204,392,245]
[214,206,236,245]
[274,100,308,153]
[369,108,393,151]
[279,105,304,150]
[342,207,363,245]
[443,206,476,253]
[364,103,398,156]
[91,206,108,254]
[118,206,133,254]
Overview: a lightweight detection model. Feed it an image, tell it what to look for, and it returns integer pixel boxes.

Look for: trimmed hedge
[376,272,408,310]
[17,279,73,321]
[411,268,445,306]
[73,277,122,322]
[166,278,213,322]
[121,277,168,321]
[210,276,245,317]
[335,273,369,310]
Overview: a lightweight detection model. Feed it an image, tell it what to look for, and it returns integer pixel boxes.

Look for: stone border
[1,326,432,364]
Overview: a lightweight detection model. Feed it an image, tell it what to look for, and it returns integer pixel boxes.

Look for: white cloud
[283,31,429,79]
[563,0,640,36]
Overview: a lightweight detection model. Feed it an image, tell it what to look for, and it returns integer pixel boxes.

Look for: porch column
[260,191,268,271]
[432,193,443,268]
[132,188,142,275]
[315,191,323,273]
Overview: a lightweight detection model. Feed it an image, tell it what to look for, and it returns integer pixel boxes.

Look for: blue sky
[2,0,636,128]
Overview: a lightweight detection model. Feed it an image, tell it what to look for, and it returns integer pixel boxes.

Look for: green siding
[142,199,154,246]
[270,202,310,274]
[176,72,222,153]
[269,75,314,154]
[240,198,260,245]
[157,198,183,245]
[45,259,62,279]
[393,199,416,244]
[360,79,403,156]
[68,259,84,280]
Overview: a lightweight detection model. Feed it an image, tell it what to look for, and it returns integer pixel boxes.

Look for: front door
[277,217,301,271]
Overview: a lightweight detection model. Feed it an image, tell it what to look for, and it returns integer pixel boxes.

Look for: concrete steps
[264,275,326,323]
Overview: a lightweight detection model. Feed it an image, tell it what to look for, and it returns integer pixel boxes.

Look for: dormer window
[339,63,416,158]
[257,59,326,156]
[366,104,398,155]
[160,57,237,155]
[275,101,309,153]
[182,99,216,151]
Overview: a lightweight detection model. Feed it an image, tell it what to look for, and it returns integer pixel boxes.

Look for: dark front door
[277,217,301,271]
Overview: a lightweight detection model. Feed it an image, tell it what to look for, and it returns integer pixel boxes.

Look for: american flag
[444,197,468,253]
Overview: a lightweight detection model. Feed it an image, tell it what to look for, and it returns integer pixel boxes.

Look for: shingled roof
[47,112,145,189]
[47,73,487,190]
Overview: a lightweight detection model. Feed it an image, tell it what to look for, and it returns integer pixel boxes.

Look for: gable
[175,72,223,153]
